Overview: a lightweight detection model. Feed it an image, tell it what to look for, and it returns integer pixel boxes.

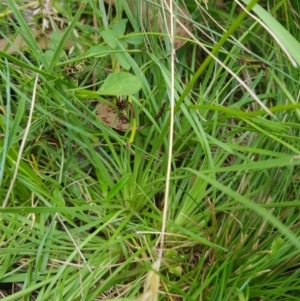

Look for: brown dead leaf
[96,100,130,131]
[96,99,166,132]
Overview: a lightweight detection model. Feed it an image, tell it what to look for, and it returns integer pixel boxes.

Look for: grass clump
[1,0,300,300]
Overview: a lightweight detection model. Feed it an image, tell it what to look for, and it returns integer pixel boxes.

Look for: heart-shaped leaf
[98,72,141,95]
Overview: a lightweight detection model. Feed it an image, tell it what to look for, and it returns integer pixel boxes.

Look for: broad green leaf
[44,49,55,63]
[112,19,128,36]
[48,30,64,50]
[101,29,117,49]
[87,45,112,55]
[98,72,142,95]
[115,52,131,70]
[116,41,130,70]
[124,35,144,45]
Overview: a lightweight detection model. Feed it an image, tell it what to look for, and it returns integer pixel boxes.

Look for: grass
[1,0,300,300]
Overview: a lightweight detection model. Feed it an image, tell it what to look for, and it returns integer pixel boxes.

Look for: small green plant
[0,0,300,300]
